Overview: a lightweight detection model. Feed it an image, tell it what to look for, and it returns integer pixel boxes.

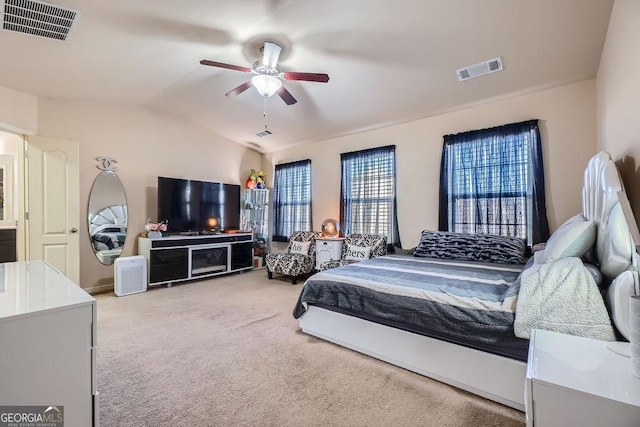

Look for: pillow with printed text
[344,244,372,261]
[289,241,312,255]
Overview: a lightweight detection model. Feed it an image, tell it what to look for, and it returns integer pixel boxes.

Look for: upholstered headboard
[583,152,636,278]
[582,152,640,339]
[89,205,128,235]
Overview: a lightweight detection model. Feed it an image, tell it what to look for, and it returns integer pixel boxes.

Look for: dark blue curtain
[438,120,549,245]
[340,145,400,246]
[272,159,312,242]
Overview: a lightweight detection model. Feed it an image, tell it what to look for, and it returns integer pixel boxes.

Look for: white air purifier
[114,255,147,296]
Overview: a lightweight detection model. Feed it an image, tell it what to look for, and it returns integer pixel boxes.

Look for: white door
[27,137,80,284]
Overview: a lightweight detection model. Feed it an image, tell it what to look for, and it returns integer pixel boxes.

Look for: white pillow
[344,244,371,261]
[543,214,596,262]
[289,241,312,255]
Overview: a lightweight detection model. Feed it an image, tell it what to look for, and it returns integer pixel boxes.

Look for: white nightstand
[315,237,345,270]
[525,329,640,427]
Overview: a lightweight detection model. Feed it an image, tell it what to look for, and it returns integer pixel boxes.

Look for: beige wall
[597,0,640,221]
[0,86,37,134]
[266,80,597,249]
[37,99,262,291]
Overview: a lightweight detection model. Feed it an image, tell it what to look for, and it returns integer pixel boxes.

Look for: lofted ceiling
[0,0,614,152]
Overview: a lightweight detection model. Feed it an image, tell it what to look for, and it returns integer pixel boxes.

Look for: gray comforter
[293,254,529,360]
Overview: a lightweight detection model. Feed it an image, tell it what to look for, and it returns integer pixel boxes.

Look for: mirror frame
[88,157,127,265]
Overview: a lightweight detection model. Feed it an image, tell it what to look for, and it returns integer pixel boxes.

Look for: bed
[294,151,640,411]
[89,204,127,264]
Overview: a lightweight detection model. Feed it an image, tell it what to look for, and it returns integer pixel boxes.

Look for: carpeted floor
[96,270,525,426]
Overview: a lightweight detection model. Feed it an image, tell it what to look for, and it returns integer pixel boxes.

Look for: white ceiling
[0,0,614,152]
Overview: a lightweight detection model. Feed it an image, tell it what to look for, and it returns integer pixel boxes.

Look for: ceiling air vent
[255,129,272,137]
[1,0,80,41]
[456,57,503,82]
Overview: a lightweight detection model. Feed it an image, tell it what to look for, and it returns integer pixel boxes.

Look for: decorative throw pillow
[344,244,372,261]
[542,214,596,262]
[413,230,526,265]
[289,241,312,255]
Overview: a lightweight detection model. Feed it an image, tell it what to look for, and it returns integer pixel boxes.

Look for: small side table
[315,237,345,270]
[525,329,640,426]
[252,241,268,269]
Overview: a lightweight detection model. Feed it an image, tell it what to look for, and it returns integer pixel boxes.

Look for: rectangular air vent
[1,0,80,41]
[456,57,503,82]
[255,129,272,137]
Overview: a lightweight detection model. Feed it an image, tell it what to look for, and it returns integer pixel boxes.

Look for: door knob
[70,228,78,233]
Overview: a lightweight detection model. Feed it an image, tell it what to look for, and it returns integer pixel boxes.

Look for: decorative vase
[246,177,257,189]
[147,230,162,239]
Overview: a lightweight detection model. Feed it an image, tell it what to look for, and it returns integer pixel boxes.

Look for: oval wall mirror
[88,169,127,265]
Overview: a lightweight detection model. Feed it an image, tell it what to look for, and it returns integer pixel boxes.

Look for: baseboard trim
[84,283,113,295]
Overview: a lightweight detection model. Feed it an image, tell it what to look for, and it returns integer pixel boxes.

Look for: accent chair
[265,231,322,284]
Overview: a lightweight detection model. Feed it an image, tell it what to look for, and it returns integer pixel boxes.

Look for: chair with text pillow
[266,231,322,284]
[318,233,388,271]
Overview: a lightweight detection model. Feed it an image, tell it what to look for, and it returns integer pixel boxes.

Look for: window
[272,160,312,242]
[438,120,549,244]
[340,146,400,245]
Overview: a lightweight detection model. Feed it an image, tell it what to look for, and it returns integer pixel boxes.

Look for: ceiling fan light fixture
[251,75,282,97]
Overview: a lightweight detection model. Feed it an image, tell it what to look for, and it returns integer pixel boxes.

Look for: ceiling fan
[200,41,330,105]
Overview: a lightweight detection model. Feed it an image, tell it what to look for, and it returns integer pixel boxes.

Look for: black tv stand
[138,233,253,287]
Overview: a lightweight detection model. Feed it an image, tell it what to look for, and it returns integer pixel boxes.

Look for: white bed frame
[301,306,527,409]
[298,151,640,412]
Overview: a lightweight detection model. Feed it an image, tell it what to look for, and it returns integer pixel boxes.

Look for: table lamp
[321,218,340,238]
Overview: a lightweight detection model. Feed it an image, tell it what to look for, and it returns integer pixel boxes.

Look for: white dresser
[0,260,98,427]
[315,237,345,270]
[526,329,640,427]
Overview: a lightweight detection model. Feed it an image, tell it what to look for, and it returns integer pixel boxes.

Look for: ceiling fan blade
[225,81,253,97]
[277,86,297,105]
[262,42,282,69]
[200,60,252,73]
[282,72,330,83]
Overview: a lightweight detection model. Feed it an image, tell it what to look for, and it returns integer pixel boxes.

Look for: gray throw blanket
[514,255,615,341]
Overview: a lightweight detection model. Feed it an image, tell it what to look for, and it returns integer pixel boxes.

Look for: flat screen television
[157,177,241,233]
